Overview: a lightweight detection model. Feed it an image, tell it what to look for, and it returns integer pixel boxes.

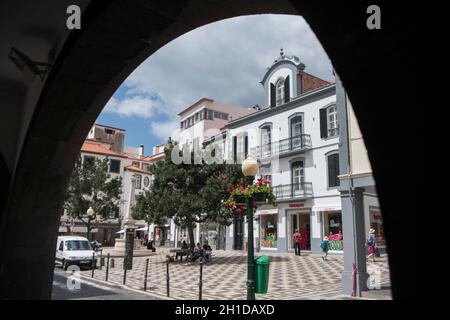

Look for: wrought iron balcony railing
[251,134,312,159]
[273,182,313,200]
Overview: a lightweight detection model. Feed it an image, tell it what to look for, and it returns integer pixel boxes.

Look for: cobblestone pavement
[80,249,391,300]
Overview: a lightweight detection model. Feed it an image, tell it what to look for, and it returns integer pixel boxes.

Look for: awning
[255,208,278,215]
[116,229,124,234]
[136,227,148,231]
[312,205,342,212]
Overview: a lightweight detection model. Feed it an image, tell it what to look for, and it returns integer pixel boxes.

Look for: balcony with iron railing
[273,182,313,201]
[251,134,312,159]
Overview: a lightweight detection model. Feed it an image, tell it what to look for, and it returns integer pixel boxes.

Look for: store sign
[372,212,382,223]
[256,209,278,215]
[289,203,304,208]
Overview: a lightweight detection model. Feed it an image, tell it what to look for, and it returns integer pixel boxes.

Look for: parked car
[55,236,97,270]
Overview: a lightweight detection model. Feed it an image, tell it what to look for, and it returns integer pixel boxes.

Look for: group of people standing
[293,227,378,262]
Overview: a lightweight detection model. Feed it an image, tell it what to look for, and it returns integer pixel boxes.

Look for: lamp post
[86,206,95,241]
[242,155,259,300]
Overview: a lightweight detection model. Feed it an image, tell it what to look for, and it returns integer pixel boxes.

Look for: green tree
[133,141,244,249]
[64,155,122,240]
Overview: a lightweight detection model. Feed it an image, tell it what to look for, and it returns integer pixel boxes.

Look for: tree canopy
[64,155,122,224]
[133,142,244,248]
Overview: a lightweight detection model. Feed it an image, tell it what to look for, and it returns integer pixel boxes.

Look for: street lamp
[86,206,95,241]
[242,155,258,300]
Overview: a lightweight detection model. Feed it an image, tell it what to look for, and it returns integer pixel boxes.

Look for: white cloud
[121,14,333,114]
[101,14,333,145]
[103,95,159,119]
[149,119,180,142]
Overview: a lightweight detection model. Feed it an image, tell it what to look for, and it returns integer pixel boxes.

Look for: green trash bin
[255,256,270,294]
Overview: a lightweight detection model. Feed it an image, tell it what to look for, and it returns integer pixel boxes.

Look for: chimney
[139,144,144,157]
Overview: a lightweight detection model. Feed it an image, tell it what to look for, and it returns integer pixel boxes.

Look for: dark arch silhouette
[0,1,423,299]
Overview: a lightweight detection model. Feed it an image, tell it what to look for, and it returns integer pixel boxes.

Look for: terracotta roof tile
[124,165,150,174]
[81,140,127,158]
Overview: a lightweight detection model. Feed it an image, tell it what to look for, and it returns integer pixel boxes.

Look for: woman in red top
[293,229,302,256]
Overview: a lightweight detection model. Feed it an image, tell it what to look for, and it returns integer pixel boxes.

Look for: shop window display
[260,214,277,248]
[324,211,343,250]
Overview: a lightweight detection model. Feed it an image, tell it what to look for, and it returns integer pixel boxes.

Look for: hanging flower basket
[233,195,246,205]
[253,192,268,203]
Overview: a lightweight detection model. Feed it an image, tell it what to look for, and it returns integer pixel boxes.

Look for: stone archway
[0,1,421,299]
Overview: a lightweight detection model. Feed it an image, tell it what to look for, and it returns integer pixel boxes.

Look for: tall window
[135,174,142,189]
[260,164,271,183]
[275,78,285,106]
[327,105,338,137]
[292,160,305,196]
[320,104,339,139]
[290,115,303,149]
[260,125,272,157]
[109,159,121,173]
[327,153,340,188]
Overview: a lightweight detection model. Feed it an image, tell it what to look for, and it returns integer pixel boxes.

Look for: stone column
[341,187,368,295]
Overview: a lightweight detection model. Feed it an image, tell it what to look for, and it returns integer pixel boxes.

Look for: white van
[55,236,97,270]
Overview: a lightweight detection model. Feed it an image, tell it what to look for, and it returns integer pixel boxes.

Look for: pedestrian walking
[366,228,377,262]
[293,229,302,256]
[320,236,329,261]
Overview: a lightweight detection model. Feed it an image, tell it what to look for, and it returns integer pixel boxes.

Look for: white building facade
[222,52,343,254]
[169,98,256,248]
[59,124,157,246]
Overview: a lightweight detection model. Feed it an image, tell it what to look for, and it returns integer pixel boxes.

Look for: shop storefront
[369,207,385,245]
[288,210,311,251]
[322,209,343,251]
[257,208,278,250]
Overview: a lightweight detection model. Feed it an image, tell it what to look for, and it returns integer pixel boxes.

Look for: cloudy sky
[97,14,333,154]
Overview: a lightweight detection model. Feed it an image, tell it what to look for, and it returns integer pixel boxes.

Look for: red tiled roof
[124,165,150,174]
[81,140,128,158]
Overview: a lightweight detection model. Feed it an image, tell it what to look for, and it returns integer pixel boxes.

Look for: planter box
[233,195,246,205]
[253,192,267,203]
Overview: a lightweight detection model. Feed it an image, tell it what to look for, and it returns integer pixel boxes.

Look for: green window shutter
[270,83,276,107]
[334,153,340,186]
[233,136,237,163]
[328,154,339,187]
[244,134,248,157]
[284,75,290,103]
[320,108,328,138]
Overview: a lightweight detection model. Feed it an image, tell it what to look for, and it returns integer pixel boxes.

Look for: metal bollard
[91,252,95,278]
[144,258,149,291]
[105,253,110,282]
[199,260,203,300]
[100,250,104,270]
[111,258,115,268]
[123,267,127,285]
[166,260,170,297]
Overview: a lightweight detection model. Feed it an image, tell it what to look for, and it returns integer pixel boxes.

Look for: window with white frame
[292,160,305,194]
[327,105,338,137]
[275,78,285,106]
